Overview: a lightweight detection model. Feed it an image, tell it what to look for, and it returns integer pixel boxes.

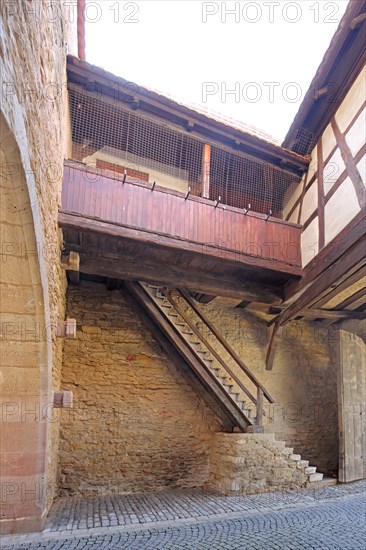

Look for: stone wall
[60,282,338,497]
[210,433,308,495]
[0,0,77,532]
[59,282,223,496]
[181,298,339,476]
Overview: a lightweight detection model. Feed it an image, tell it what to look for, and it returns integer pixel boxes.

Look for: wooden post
[202,143,211,199]
[256,387,264,426]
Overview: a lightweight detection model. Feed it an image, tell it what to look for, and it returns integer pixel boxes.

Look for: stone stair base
[209,433,331,496]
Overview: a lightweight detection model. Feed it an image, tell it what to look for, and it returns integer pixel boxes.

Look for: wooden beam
[296,169,309,224]
[62,251,80,285]
[296,308,366,320]
[333,287,366,311]
[265,322,283,371]
[331,118,366,209]
[350,13,366,29]
[270,237,366,326]
[202,143,211,199]
[76,252,283,305]
[313,266,365,308]
[59,212,302,277]
[317,140,325,250]
[284,211,366,301]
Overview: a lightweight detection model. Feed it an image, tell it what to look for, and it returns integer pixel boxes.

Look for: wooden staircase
[125,281,275,433]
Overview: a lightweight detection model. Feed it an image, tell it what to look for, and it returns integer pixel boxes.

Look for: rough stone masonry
[60,281,338,496]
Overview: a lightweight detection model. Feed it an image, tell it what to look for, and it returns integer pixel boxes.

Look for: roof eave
[283,0,366,153]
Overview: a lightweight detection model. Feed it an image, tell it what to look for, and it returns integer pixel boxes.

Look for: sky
[85,0,350,142]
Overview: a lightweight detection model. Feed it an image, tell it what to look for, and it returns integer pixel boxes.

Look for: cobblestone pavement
[2,481,365,549]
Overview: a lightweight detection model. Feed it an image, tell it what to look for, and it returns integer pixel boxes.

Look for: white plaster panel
[322,123,336,161]
[345,107,366,158]
[83,147,189,193]
[357,155,365,187]
[324,177,361,245]
[301,218,319,267]
[335,66,366,133]
[324,147,346,195]
[288,204,299,224]
[301,180,318,223]
[307,146,318,180]
[282,177,303,219]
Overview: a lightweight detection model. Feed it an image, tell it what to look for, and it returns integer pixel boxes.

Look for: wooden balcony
[59,161,302,305]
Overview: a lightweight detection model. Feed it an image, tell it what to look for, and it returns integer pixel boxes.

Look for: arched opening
[0,113,52,534]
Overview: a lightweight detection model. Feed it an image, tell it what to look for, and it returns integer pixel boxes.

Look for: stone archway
[0,113,53,534]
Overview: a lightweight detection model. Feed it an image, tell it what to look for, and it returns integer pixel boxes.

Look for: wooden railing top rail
[179,290,275,404]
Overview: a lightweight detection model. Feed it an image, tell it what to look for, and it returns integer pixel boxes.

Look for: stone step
[297,460,309,469]
[308,472,323,482]
[274,440,286,449]
[304,466,317,474]
[289,454,301,461]
[305,477,337,489]
[282,447,294,455]
[261,433,275,441]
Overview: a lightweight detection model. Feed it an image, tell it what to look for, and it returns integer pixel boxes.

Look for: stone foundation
[210,433,307,495]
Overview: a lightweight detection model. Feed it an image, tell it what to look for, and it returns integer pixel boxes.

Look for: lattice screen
[69,85,299,218]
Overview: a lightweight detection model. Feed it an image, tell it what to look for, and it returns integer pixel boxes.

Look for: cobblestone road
[2,482,365,549]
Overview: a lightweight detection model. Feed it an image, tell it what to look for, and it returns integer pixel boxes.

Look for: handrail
[160,289,258,406]
[179,289,275,404]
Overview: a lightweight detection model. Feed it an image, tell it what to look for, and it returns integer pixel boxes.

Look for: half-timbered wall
[283,66,365,266]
